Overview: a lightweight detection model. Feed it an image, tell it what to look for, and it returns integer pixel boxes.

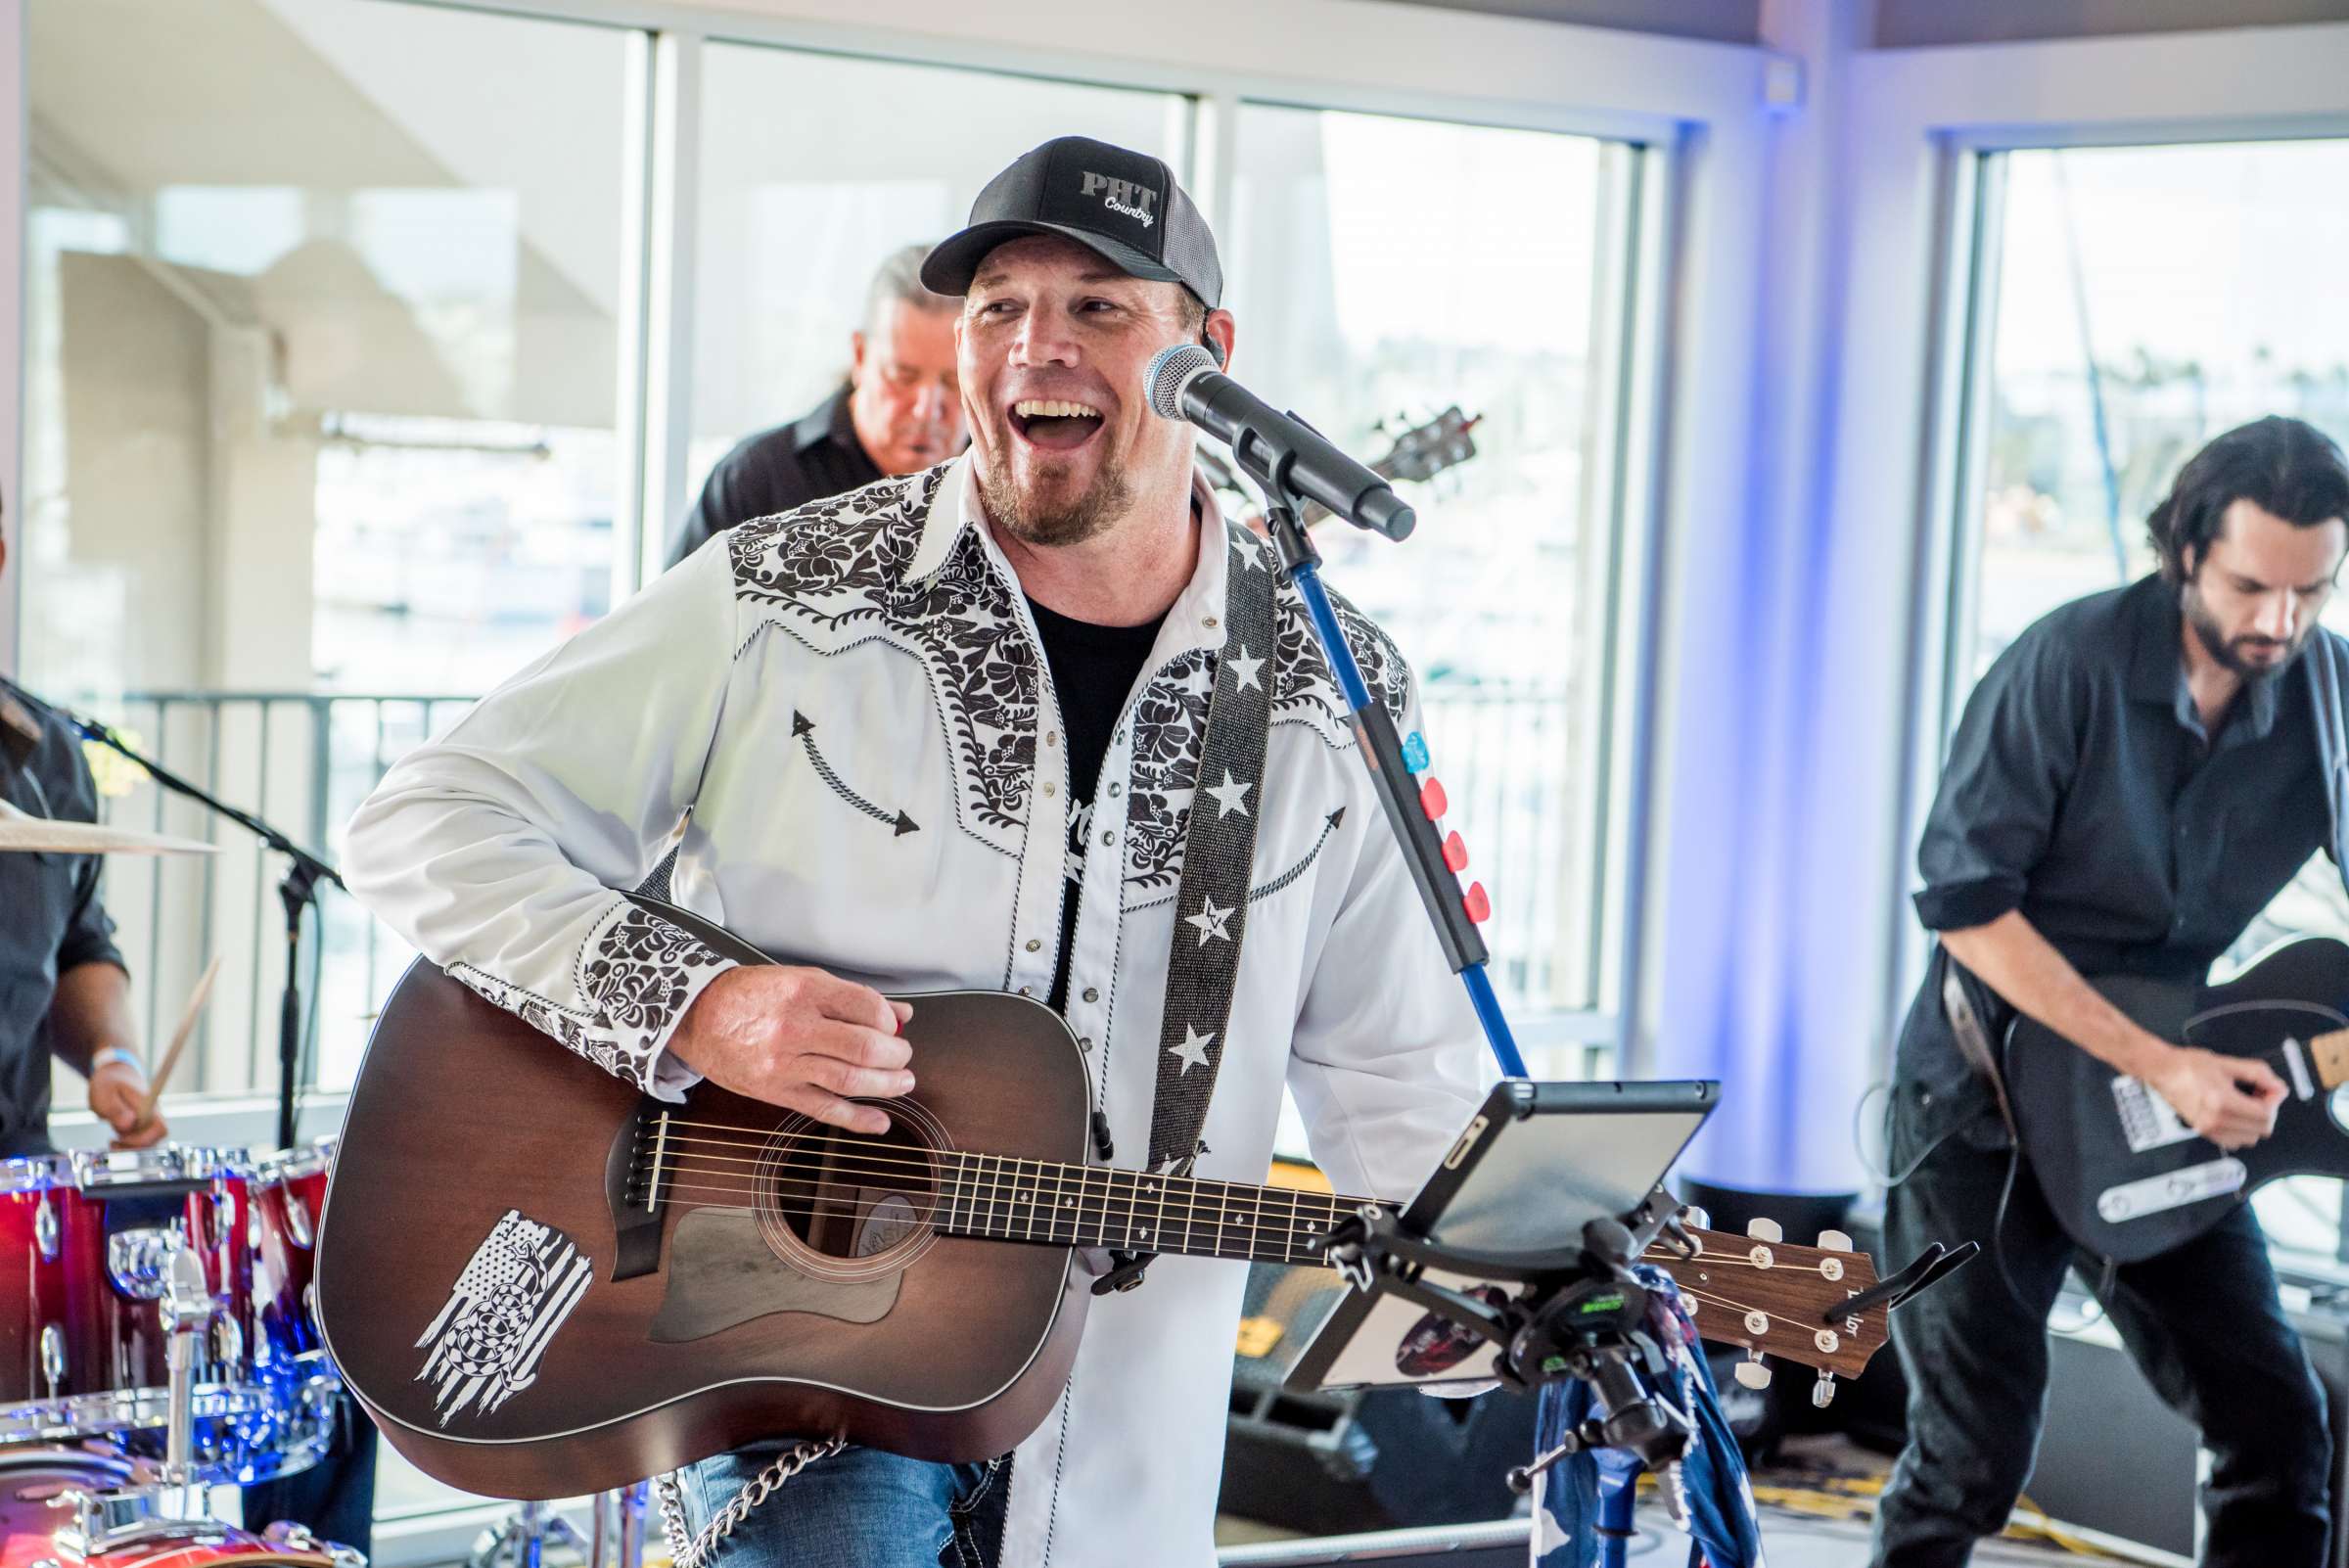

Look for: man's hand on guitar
[2148,1044,2287,1150]
[669,967,916,1134]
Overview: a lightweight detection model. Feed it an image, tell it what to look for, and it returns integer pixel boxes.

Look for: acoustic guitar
[317,897,1890,1500]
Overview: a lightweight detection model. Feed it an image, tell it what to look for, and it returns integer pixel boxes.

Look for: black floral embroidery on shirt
[728,472,935,626]
[729,471,1039,837]
[1121,649,1214,893]
[448,905,732,1092]
[582,905,722,1035]
[1272,578,1412,726]
[448,963,638,1089]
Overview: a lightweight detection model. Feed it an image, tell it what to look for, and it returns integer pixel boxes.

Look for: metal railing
[79,678,1605,1103]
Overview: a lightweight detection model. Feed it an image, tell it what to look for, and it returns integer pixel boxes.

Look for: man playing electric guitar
[342,136,1486,1568]
[1872,417,2349,1567]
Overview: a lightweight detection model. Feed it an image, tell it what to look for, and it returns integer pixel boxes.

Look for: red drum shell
[250,1140,336,1365]
[0,1151,260,1430]
[0,1450,347,1568]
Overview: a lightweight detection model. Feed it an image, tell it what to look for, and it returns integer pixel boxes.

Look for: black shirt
[0,682,127,1157]
[668,385,882,566]
[1028,597,1166,1013]
[1895,574,2330,1148]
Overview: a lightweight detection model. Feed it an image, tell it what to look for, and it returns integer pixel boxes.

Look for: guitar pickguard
[649,1207,901,1343]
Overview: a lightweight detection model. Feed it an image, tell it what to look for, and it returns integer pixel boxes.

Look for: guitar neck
[861,1151,1885,1379]
[935,1152,1369,1266]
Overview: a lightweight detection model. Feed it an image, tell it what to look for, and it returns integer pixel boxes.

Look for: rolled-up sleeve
[56,855,125,979]
[1913,632,2082,933]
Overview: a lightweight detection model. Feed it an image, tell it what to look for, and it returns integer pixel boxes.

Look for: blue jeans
[683,1443,1007,1568]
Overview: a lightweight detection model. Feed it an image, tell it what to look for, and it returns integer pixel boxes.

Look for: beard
[976,447,1132,549]
[2183,582,2305,679]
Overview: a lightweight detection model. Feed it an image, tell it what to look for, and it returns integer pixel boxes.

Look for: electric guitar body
[2003,936,2349,1263]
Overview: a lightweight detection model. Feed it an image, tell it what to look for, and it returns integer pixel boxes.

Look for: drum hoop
[0,1154,76,1193]
[71,1145,253,1188]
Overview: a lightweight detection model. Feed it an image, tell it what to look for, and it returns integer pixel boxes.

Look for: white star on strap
[1204,769,1253,819]
[1168,1023,1215,1075]
[1225,644,1265,693]
[1184,895,1234,945]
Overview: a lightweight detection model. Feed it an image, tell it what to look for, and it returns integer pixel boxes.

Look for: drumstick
[132,954,222,1133]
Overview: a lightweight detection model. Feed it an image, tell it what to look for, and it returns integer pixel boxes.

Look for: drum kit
[0,807,358,1565]
[0,1136,358,1567]
[3,752,662,1568]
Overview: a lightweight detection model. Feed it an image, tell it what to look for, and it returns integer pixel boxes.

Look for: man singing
[347,136,1485,1567]
[1874,416,2345,1566]
[669,243,964,564]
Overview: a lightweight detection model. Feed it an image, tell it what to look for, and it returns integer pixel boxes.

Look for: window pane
[686,46,1188,541]
[1955,141,2349,1266]
[23,0,634,1098]
[1227,106,1630,1027]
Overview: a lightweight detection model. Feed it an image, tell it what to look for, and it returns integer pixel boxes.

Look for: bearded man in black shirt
[669,244,965,565]
[1873,417,2349,1567]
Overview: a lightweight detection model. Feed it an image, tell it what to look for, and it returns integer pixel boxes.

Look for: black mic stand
[67,709,344,1150]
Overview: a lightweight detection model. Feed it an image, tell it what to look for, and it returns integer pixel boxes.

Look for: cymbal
[0,801,216,856]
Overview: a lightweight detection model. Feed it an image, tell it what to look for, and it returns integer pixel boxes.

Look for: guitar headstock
[1374,406,1480,485]
[1641,1220,1889,1407]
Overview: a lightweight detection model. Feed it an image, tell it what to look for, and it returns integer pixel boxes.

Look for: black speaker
[1219,1262,1535,1535]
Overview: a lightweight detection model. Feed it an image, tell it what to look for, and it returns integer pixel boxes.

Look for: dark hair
[2148,416,2349,584]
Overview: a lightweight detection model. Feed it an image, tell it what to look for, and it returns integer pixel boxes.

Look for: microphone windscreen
[1146,344,1217,422]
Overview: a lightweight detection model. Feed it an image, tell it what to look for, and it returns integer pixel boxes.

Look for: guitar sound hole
[763,1118,942,1269]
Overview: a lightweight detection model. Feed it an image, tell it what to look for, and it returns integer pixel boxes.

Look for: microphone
[1146,346,1415,541]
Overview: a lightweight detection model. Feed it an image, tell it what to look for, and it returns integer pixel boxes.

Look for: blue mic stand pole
[1253,481,1527,1080]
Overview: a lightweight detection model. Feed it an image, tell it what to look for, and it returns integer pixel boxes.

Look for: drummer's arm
[47,959,135,1078]
[49,848,162,1146]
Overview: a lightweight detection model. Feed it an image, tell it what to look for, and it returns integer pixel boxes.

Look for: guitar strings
[636,1118,1863,1277]
[641,1169,1340,1247]
[633,1182,1867,1360]
[643,1181,1326,1262]
[643,1159,1851,1276]
[637,1122,1859,1278]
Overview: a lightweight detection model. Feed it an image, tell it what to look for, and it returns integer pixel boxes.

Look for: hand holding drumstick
[89,955,220,1150]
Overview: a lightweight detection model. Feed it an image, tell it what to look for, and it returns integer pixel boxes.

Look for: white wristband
[92,1046,146,1080]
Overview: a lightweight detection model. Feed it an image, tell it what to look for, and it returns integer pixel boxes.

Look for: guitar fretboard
[934,1151,1379,1265]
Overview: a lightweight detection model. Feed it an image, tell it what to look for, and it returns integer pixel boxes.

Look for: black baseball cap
[921,136,1222,309]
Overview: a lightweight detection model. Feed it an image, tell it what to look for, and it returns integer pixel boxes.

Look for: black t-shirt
[668,385,883,566]
[1027,597,1166,1012]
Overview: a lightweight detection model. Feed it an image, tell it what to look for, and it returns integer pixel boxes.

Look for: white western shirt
[344,456,1489,1566]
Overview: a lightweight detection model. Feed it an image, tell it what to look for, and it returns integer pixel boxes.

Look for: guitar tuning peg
[1733,1352,1772,1391]
[1812,1371,1837,1409]
[1817,1228,1854,1253]
[1680,1205,1712,1231]
[1745,1218,1783,1243]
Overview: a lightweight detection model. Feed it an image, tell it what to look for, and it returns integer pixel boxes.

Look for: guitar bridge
[2109,1075,2196,1155]
[605,1099,668,1281]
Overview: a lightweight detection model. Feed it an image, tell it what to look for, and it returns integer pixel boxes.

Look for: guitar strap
[1941,957,2019,1144]
[1103,523,1277,1291]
